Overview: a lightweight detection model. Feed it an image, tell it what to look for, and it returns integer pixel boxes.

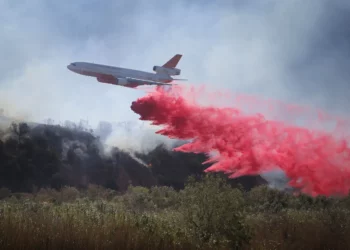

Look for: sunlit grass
[1,176,350,249]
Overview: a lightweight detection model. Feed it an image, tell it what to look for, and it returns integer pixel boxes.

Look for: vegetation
[1,176,350,249]
[0,121,265,193]
[1,122,349,249]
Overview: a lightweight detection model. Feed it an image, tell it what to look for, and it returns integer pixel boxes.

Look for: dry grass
[245,209,350,250]
[1,177,350,249]
[0,199,197,250]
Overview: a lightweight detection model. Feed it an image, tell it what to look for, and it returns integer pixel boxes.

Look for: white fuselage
[67,62,173,83]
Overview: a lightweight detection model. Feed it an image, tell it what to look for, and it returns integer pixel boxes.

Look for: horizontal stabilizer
[172,78,187,81]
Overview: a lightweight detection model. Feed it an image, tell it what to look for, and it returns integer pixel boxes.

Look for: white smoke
[99,120,179,154]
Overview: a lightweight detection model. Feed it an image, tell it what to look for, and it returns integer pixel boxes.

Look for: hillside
[2,121,350,250]
[0,121,266,193]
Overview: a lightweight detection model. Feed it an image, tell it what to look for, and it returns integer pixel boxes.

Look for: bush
[149,186,180,210]
[121,185,155,213]
[245,185,290,213]
[179,174,250,249]
[84,184,116,201]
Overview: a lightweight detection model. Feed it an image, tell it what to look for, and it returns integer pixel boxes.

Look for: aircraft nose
[67,64,72,71]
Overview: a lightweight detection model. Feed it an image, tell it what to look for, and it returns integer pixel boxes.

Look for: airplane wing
[125,77,173,86]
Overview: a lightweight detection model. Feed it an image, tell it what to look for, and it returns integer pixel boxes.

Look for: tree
[180,174,250,249]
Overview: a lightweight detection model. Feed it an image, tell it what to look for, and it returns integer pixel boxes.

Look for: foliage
[0,122,265,193]
[179,175,249,249]
[0,175,350,249]
[121,185,180,213]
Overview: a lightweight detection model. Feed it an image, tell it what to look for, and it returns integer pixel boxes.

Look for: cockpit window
[72,63,76,66]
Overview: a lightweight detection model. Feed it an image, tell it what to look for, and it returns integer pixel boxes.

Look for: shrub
[179,174,250,249]
[245,185,290,213]
[84,184,116,201]
[121,185,155,213]
[149,186,180,210]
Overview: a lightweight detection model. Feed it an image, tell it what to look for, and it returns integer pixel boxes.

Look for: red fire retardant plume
[130,86,350,197]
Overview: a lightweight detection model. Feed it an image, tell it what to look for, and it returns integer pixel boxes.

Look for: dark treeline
[0,122,266,194]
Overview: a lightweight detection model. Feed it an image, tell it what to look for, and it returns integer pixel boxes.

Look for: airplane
[67,54,186,88]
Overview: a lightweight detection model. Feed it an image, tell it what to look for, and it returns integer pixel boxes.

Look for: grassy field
[1,175,350,250]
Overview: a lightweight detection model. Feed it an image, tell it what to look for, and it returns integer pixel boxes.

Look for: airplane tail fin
[162,54,182,68]
[153,54,182,77]
[154,54,184,81]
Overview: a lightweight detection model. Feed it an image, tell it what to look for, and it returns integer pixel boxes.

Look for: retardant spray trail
[131,86,350,196]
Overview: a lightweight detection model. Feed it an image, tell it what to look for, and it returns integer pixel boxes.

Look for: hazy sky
[1,0,350,128]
